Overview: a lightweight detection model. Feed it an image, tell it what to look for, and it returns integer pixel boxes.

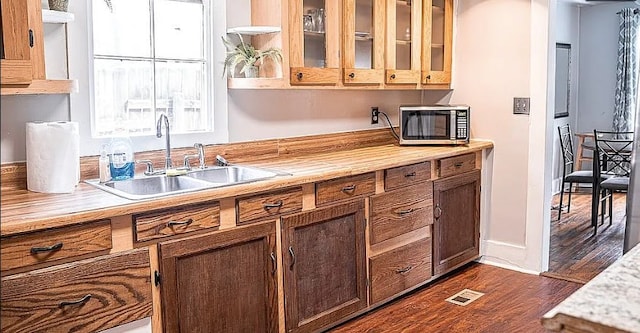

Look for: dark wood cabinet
[281,200,367,333]
[158,221,278,333]
[432,170,480,276]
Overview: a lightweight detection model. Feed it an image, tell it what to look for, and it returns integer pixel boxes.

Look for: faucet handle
[136,160,155,175]
[183,154,200,170]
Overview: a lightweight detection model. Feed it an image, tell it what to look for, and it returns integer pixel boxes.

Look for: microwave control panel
[456,111,469,140]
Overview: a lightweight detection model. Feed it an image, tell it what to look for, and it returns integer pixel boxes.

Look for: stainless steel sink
[86,165,281,200]
[185,166,278,185]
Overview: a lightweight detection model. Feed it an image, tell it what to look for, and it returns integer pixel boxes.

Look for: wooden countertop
[1,140,493,237]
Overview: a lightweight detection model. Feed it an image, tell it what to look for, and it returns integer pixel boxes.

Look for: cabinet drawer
[369,237,432,304]
[0,220,112,272]
[370,184,433,244]
[315,173,376,206]
[134,201,220,242]
[1,248,152,333]
[439,153,476,178]
[385,161,431,191]
[237,187,303,224]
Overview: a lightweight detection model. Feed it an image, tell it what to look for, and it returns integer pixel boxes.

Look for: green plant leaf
[221,33,283,78]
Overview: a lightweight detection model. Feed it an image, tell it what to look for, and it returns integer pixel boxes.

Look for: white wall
[552,1,580,192]
[577,2,640,134]
[451,0,553,272]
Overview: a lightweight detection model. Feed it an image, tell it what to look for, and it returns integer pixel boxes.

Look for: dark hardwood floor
[329,263,582,333]
[546,190,625,283]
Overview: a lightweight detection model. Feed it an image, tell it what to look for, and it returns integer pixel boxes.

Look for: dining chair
[591,130,633,234]
[556,125,594,221]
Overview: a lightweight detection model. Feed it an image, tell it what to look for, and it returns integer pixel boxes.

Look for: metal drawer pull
[396,266,414,274]
[341,185,356,192]
[434,205,442,219]
[288,246,296,270]
[264,200,284,210]
[404,172,416,178]
[59,294,92,308]
[167,218,193,227]
[270,252,277,275]
[454,162,464,168]
[397,208,414,216]
[30,242,63,254]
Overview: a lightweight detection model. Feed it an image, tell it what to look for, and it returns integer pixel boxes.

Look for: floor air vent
[445,289,485,306]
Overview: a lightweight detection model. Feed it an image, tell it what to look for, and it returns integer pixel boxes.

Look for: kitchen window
[91,0,211,137]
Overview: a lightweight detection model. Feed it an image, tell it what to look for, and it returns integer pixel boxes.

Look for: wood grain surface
[1,219,112,273]
[369,236,432,304]
[1,248,152,333]
[369,183,433,244]
[133,201,220,242]
[236,187,302,224]
[439,152,476,178]
[1,132,492,236]
[384,161,431,190]
[315,172,376,206]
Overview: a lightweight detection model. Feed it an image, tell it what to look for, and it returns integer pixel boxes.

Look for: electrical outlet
[513,97,530,115]
[371,107,379,124]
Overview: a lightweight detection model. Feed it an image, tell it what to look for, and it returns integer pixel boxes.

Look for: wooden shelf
[1,79,79,95]
[42,9,74,23]
[226,26,281,36]
[227,77,286,89]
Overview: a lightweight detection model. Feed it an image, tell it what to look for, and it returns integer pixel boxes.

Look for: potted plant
[222,34,282,78]
[48,0,113,12]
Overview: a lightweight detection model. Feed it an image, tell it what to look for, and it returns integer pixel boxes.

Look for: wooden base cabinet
[433,170,481,276]
[158,222,278,333]
[281,200,367,333]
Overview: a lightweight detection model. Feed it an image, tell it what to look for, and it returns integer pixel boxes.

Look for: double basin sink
[86,165,282,200]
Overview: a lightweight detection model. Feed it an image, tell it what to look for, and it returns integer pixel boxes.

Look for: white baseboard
[479,239,541,275]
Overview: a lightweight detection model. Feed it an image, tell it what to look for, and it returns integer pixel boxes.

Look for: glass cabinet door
[342,0,384,85]
[422,0,452,85]
[289,0,340,85]
[385,0,420,85]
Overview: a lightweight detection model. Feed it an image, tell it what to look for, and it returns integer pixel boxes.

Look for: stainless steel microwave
[399,105,470,145]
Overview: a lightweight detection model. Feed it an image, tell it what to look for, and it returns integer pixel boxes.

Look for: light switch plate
[513,97,530,115]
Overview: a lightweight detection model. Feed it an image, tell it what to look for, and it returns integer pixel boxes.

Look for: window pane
[154,0,204,60]
[93,59,154,137]
[155,61,208,133]
[92,0,151,57]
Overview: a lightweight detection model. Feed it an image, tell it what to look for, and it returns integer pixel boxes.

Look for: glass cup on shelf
[303,14,314,32]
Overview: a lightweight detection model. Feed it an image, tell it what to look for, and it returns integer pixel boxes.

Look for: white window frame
[68,0,228,157]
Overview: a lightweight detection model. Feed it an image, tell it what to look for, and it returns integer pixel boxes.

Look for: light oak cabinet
[281,200,367,333]
[342,0,385,85]
[384,0,422,85]
[288,0,341,85]
[421,0,453,84]
[1,0,35,85]
[432,169,481,275]
[158,222,279,333]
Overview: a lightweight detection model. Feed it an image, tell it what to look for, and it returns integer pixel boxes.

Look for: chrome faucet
[156,114,173,170]
[183,143,207,170]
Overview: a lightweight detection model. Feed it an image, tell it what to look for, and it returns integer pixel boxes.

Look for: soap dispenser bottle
[99,144,111,183]
[109,128,135,180]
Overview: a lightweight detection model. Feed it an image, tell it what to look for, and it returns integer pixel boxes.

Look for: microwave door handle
[450,111,457,140]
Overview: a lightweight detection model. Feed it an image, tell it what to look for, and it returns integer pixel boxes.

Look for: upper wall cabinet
[384,0,421,86]
[1,0,34,85]
[421,0,452,85]
[0,0,77,95]
[342,0,385,85]
[228,0,453,90]
[288,0,341,85]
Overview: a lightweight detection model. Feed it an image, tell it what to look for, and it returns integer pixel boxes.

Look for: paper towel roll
[26,121,80,193]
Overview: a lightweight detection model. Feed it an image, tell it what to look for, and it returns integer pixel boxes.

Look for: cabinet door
[289,0,341,85]
[159,222,278,333]
[384,0,421,85]
[282,200,367,333]
[421,0,453,84]
[342,0,384,85]
[433,170,480,276]
[0,0,33,84]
